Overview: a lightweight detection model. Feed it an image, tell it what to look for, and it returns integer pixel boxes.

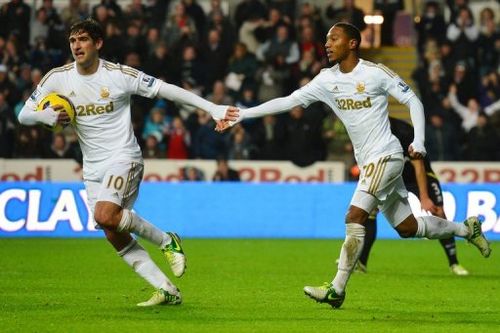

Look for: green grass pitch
[0,238,498,333]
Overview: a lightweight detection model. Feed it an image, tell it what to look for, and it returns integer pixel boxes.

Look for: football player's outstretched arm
[157,81,239,121]
[18,101,70,127]
[405,95,426,159]
[215,95,303,131]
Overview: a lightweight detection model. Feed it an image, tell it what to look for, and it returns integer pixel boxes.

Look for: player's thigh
[84,180,100,214]
[380,192,413,229]
[98,161,144,209]
[358,154,407,200]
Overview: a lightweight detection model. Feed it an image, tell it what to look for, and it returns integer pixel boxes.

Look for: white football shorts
[84,161,144,218]
[350,153,412,227]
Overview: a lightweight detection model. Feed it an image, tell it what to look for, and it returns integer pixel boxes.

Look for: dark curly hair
[68,18,104,42]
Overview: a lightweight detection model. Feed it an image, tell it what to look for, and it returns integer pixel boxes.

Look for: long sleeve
[17,102,58,126]
[404,94,426,152]
[242,95,303,119]
[156,81,228,119]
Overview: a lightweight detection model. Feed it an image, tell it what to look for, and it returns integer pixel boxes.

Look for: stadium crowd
[0,0,498,166]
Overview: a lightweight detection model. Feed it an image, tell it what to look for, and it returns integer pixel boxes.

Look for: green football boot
[161,232,186,277]
[464,217,491,258]
[137,288,182,307]
[304,283,345,309]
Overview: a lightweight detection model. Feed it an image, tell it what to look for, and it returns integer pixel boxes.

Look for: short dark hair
[68,18,104,42]
[333,22,362,50]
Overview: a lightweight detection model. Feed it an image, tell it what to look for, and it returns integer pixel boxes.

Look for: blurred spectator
[478,71,500,110]
[166,116,190,159]
[463,112,499,161]
[182,166,205,181]
[206,80,233,105]
[123,22,147,60]
[124,0,147,23]
[100,21,126,63]
[212,158,240,181]
[30,8,50,47]
[234,0,267,31]
[227,124,254,160]
[45,132,75,159]
[143,42,177,83]
[446,6,479,68]
[252,115,285,160]
[283,106,323,167]
[297,23,326,63]
[448,61,476,104]
[0,64,19,106]
[374,0,403,46]
[60,0,89,27]
[476,7,499,76]
[446,0,470,25]
[415,1,447,56]
[254,8,292,43]
[238,15,263,55]
[182,0,206,40]
[163,2,198,52]
[206,8,235,52]
[256,24,299,65]
[202,29,230,90]
[325,0,366,32]
[192,110,226,159]
[225,42,259,97]
[425,114,461,161]
[143,133,164,159]
[91,0,122,22]
[448,84,481,132]
[296,2,325,39]
[256,56,291,102]
[0,0,31,48]
[142,106,170,146]
[13,127,47,158]
[0,92,16,157]
[179,45,205,91]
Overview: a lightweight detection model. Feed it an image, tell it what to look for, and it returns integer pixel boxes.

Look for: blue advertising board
[1,182,499,240]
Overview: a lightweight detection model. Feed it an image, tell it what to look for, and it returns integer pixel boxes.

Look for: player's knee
[345,206,369,224]
[395,219,417,238]
[94,209,119,229]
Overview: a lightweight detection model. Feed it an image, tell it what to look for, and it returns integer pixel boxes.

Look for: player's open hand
[215,119,233,132]
[420,196,438,214]
[224,106,239,121]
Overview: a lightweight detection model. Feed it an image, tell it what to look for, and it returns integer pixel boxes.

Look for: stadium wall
[1,182,499,240]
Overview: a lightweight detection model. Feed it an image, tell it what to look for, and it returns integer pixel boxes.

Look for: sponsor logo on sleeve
[141,75,156,88]
[30,89,41,101]
[398,81,410,93]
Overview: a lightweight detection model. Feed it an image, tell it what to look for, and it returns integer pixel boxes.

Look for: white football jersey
[291,59,415,166]
[26,59,161,181]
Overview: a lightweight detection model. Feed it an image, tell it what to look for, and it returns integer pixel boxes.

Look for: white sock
[117,209,171,247]
[118,239,177,293]
[331,223,365,294]
[415,216,469,239]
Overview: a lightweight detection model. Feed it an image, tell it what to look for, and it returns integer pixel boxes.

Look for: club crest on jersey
[100,87,110,99]
[356,82,365,94]
[398,81,410,93]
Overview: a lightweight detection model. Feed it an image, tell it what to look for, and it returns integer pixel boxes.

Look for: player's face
[324,26,351,63]
[69,31,102,69]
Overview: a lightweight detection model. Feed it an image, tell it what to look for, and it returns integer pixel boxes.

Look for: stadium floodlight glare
[364,15,384,25]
